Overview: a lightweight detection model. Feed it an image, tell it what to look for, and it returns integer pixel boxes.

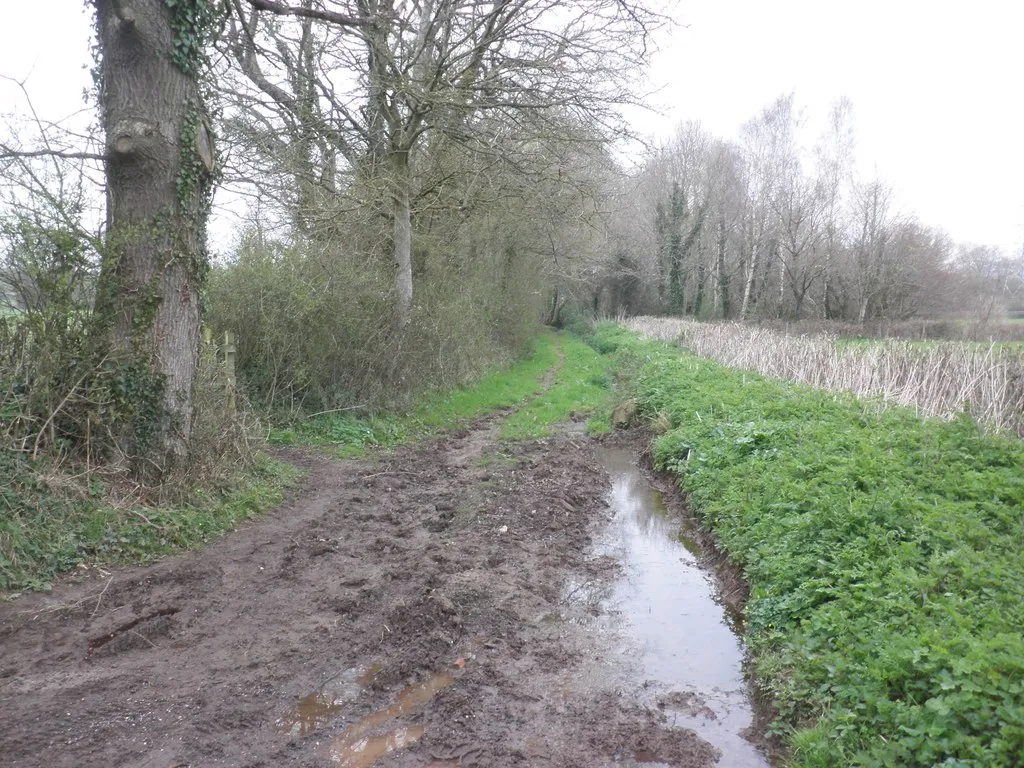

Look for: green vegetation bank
[592,324,1024,767]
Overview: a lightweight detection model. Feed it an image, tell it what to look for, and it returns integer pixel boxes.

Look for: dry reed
[624,317,1024,437]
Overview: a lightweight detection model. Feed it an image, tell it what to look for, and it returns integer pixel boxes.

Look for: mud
[1,414,770,767]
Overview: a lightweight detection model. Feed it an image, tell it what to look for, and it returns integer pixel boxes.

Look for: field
[624,317,1024,437]
[597,324,1024,767]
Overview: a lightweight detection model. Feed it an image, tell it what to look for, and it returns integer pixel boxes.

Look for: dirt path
[1,365,758,768]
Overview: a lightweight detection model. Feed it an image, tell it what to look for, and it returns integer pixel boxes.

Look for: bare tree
[736,96,799,320]
[814,97,855,319]
[226,0,661,327]
[774,172,824,318]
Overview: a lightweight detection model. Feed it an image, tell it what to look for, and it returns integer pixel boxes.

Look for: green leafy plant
[601,325,1024,767]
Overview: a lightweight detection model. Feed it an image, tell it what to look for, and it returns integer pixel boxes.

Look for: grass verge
[501,332,612,439]
[273,330,613,454]
[595,323,1024,768]
[1,452,300,596]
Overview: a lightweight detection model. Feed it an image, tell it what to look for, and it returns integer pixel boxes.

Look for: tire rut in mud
[1,421,720,768]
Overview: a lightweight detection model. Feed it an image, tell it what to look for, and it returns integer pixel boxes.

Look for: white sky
[1,0,1022,254]
[641,0,1024,254]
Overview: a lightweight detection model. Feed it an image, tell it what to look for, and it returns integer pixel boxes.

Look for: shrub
[206,232,542,416]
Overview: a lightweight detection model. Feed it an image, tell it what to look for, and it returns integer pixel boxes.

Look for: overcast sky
[1,0,1022,254]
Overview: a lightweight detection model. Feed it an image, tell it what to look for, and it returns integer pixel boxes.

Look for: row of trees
[1,0,660,474]
[601,95,1024,324]
[3,4,1020,477]
[208,0,654,412]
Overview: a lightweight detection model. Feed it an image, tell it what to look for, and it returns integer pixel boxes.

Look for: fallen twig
[90,576,114,618]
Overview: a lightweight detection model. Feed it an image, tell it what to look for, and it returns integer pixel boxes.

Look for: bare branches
[0,144,107,162]
[241,0,368,28]
[0,75,105,252]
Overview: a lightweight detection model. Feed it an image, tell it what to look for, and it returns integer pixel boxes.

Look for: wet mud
[1,417,772,767]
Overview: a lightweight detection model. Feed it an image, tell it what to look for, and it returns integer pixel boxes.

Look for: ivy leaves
[164,0,220,77]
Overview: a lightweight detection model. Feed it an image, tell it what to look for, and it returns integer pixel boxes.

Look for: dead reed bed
[624,317,1024,437]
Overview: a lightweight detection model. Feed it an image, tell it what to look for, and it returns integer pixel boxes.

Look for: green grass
[597,324,1024,768]
[0,452,300,596]
[273,330,614,454]
[501,333,613,439]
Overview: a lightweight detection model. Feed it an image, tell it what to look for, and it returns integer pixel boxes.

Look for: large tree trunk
[94,0,213,473]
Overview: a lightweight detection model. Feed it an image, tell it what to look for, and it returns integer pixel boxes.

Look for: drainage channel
[591,447,771,768]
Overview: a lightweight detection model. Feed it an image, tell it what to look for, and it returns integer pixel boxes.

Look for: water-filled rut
[589,447,771,768]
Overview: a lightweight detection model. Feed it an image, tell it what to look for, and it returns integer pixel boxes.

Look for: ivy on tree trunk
[92,0,217,476]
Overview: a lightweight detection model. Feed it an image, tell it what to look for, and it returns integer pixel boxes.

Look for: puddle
[356,663,383,687]
[276,666,366,737]
[327,726,425,768]
[347,671,454,732]
[592,447,771,768]
[278,664,455,768]
[323,671,455,765]
[276,693,348,737]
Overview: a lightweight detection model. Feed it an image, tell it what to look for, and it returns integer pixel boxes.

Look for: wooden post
[224,330,236,411]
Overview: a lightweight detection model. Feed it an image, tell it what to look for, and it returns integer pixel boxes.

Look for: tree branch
[0,144,107,162]
[242,0,368,27]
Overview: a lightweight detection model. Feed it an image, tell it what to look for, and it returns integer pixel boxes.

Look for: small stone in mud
[612,399,638,429]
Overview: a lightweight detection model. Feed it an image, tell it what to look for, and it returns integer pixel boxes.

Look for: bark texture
[94,0,212,470]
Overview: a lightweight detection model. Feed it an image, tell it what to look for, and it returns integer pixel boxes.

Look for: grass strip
[275,330,613,454]
[501,332,612,439]
[1,453,299,595]
[595,323,1024,768]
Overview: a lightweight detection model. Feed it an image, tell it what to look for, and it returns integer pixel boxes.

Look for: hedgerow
[598,325,1024,767]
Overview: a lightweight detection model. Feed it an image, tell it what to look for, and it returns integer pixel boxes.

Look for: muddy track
[1,363,757,768]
